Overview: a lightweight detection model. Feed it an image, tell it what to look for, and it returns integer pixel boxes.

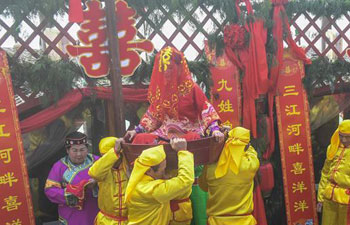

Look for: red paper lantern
[259,162,274,197]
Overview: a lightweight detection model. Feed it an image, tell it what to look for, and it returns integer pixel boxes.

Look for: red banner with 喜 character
[204,41,241,129]
[276,50,318,225]
[66,0,154,78]
[0,51,35,225]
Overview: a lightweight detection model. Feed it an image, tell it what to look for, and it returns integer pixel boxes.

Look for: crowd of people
[45,128,259,225]
[44,47,259,225]
[44,46,350,225]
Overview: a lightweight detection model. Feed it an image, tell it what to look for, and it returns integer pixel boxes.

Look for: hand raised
[213,130,224,143]
[170,138,187,152]
[114,138,124,154]
[123,130,137,142]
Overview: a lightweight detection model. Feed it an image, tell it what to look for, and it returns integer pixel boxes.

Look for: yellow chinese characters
[288,143,304,155]
[1,195,22,211]
[218,58,226,67]
[287,124,302,136]
[0,124,10,137]
[6,219,22,225]
[0,148,13,164]
[293,200,309,212]
[0,100,6,113]
[292,181,307,193]
[217,79,232,92]
[159,47,173,72]
[285,105,300,116]
[283,85,299,96]
[221,120,233,129]
[291,162,306,175]
[1,67,7,76]
[218,100,234,113]
[0,172,18,187]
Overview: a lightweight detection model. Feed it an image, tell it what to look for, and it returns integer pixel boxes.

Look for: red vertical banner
[276,50,318,225]
[204,41,241,128]
[0,51,35,225]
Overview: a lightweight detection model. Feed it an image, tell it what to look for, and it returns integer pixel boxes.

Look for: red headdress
[147,47,194,121]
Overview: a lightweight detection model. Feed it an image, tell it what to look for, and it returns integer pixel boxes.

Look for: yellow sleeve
[317,146,332,203]
[198,165,208,192]
[88,148,120,181]
[240,145,260,174]
[152,150,194,203]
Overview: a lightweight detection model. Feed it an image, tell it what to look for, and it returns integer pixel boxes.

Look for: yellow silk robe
[88,148,128,225]
[127,150,194,225]
[317,144,350,225]
[199,146,259,225]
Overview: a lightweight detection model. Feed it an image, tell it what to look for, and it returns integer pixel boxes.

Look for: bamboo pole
[105,0,126,136]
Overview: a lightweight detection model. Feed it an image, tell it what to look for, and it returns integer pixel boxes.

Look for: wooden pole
[105,0,126,136]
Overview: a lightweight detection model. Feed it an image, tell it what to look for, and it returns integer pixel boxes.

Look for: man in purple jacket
[45,131,99,225]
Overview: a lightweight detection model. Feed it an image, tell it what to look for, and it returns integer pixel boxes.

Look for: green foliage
[1,0,68,21]
[8,55,86,105]
[304,57,350,97]
[207,33,225,57]
[3,0,350,31]
[286,0,350,19]
[124,56,155,85]
[188,54,213,97]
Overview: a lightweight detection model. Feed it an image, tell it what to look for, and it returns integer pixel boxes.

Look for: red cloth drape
[20,87,148,133]
[253,183,268,225]
[225,0,269,138]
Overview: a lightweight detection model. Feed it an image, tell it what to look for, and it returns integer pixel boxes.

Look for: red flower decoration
[223,24,246,50]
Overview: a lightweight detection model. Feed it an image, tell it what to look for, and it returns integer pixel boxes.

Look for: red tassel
[69,0,84,23]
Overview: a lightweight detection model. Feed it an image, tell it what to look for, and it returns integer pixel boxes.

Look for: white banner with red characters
[66,0,154,78]
[0,51,35,225]
[276,50,318,225]
[204,41,241,129]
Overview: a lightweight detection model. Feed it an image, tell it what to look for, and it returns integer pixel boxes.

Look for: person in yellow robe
[125,138,194,225]
[317,119,350,225]
[198,127,259,225]
[89,137,129,225]
[168,170,193,225]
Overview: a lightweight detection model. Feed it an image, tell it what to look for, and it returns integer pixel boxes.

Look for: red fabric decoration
[20,87,148,134]
[265,0,311,160]
[66,179,91,200]
[65,179,91,210]
[224,25,246,50]
[69,0,84,23]
[132,133,159,144]
[253,182,268,225]
[224,0,269,138]
[242,17,269,138]
[224,24,246,70]
[21,89,83,134]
